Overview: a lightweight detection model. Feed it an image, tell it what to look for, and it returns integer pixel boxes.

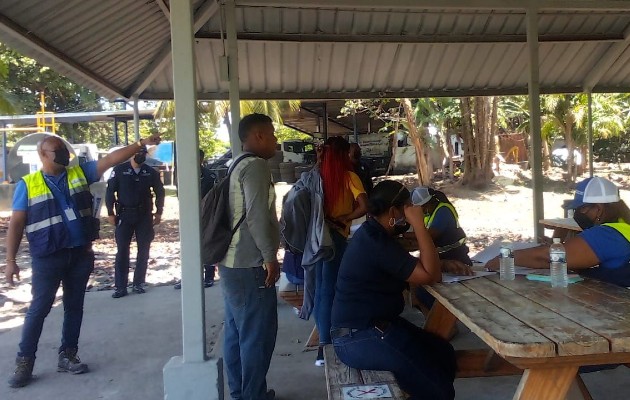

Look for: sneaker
[315,346,324,367]
[111,289,127,298]
[174,281,182,290]
[204,280,214,288]
[57,349,88,374]
[132,285,146,294]
[8,356,34,388]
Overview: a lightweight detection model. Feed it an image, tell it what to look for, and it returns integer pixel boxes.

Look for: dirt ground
[2,161,629,331]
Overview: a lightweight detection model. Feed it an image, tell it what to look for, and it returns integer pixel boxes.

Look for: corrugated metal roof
[2,1,630,100]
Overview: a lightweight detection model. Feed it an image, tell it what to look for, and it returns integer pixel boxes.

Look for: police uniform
[106,161,165,294]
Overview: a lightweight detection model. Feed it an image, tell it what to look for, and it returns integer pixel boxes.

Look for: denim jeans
[333,317,456,400]
[18,246,94,358]
[114,211,154,289]
[314,229,347,345]
[219,266,278,400]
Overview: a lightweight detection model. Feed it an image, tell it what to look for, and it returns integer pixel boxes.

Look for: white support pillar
[163,0,221,398]
[133,96,140,141]
[225,0,242,157]
[527,6,545,241]
[587,92,594,177]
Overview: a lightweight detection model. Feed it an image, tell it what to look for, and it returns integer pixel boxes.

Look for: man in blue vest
[4,133,161,388]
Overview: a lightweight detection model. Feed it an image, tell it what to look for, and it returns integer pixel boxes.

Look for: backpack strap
[227,153,256,236]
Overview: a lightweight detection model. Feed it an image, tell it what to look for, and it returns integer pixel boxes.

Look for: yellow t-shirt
[328,171,366,237]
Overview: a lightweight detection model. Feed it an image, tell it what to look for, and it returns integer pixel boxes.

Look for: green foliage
[199,127,229,157]
[1,43,114,145]
[274,124,310,142]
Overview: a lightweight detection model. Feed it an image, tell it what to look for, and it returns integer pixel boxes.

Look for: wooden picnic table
[423,275,630,400]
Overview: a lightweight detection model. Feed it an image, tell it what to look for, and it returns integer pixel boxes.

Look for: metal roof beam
[236,0,630,11]
[156,0,171,21]
[583,28,630,92]
[141,85,593,101]
[125,0,219,97]
[196,32,623,44]
[0,13,124,99]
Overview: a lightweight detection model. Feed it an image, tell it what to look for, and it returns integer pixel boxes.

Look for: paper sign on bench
[342,385,393,399]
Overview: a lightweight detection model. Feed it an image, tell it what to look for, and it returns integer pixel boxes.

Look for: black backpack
[200,154,254,265]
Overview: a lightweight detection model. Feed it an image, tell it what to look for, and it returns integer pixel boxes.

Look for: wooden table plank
[493,276,630,352]
[466,278,609,356]
[425,282,556,358]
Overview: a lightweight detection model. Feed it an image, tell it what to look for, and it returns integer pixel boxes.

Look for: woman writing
[331,180,456,400]
[487,177,630,286]
[314,136,368,366]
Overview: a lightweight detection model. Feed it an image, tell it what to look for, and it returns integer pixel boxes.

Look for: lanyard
[42,172,71,205]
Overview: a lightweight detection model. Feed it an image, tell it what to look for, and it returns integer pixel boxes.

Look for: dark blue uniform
[106,161,165,293]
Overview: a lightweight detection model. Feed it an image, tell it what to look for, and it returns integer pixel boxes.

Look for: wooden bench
[323,345,406,400]
[277,279,320,349]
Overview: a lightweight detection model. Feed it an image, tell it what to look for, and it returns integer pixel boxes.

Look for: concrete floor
[0,283,629,400]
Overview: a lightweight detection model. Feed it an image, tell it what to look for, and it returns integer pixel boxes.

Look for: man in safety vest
[4,133,161,388]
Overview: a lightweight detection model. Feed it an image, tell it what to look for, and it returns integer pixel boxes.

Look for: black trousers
[114,210,154,290]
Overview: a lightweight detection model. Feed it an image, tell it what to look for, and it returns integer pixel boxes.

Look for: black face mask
[53,148,70,166]
[134,154,146,164]
[393,222,411,235]
[574,212,595,230]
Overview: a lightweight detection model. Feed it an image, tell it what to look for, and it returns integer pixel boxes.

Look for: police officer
[106,146,165,298]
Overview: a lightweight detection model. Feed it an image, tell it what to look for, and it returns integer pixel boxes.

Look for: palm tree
[155,99,300,137]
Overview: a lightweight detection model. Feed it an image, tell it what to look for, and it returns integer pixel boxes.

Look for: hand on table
[442,260,474,275]
[486,256,500,271]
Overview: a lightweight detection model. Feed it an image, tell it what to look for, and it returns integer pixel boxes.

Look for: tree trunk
[460,97,496,188]
[542,139,551,171]
[565,114,577,182]
[402,98,432,185]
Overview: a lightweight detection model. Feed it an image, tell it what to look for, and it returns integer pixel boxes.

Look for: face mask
[574,212,595,230]
[53,148,70,166]
[391,214,410,235]
[134,154,147,164]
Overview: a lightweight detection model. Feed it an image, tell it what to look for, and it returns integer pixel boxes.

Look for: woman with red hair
[315,136,368,366]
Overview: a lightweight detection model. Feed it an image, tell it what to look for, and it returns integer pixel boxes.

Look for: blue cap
[564,178,592,210]
[565,177,619,209]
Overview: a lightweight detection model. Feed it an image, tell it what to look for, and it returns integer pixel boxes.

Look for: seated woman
[410,187,473,311]
[487,177,630,287]
[331,180,456,400]
[412,187,472,266]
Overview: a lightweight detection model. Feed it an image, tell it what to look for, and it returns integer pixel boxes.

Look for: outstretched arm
[96,134,161,177]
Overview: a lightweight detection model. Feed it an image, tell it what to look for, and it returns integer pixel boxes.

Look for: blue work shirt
[579,225,630,286]
[331,218,417,329]
[13,161,99,247]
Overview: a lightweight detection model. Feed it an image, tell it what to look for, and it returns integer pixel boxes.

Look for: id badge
[64,208,77,221]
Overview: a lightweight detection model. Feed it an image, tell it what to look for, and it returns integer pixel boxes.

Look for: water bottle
[499,241,515,281]
[550,238,568,288]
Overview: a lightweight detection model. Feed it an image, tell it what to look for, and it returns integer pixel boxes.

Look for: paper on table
[471,240,541,265]
[442,270,496,284]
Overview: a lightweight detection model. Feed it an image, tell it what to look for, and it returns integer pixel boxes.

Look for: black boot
[8,356,34,388]
[57,348,88,374]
